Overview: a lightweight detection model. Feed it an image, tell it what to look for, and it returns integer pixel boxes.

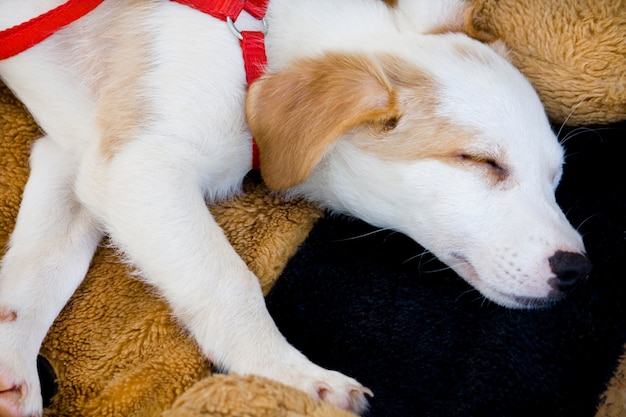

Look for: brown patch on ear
[351,84,477,165]
[427,1,498,44]
[345,57,480,166]
[463,1,499,43]
[246,53,400,190]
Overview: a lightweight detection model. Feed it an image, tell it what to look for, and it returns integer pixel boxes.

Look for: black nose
[549,251,592,291]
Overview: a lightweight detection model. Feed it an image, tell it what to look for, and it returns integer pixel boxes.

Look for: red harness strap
[0,0,105,60]
[0,0,267,170]
[171,0,268,22]
[172,0,269,169]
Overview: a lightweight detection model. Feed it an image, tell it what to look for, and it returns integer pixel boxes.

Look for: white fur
[0,0,588,415]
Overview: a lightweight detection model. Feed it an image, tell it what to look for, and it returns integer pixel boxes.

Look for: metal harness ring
[226,16,268,40]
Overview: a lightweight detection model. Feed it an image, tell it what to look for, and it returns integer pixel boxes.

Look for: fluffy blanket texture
[1,1,625,412]
[467,0,626,125]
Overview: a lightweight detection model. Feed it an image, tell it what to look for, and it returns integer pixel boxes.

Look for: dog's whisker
[403,249,433,265]
[382,230,403,244]
[561,126,611,163]
[421,264,456,274]
[558,126,584,144]
[332,227,396,242]
[563,204,576,218]
[560,126,615,146]
[454,288,480,304]
[559,126,593,145]
[555,99,591,141]
[479,294,491,308]
[575,212,601,233]
[420,255,445,269]
[555,105,579,140]
[416,249,431,272]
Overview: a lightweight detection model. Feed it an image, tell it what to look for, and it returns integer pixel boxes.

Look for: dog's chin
[482,289,563,310]
[448,253,563,310]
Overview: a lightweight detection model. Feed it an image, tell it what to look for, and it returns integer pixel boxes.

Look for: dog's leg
[79,140,370,413]
[0,137,101,417]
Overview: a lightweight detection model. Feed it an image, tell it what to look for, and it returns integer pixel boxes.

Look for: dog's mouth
[449,252,481,283]
[498,292,562,309]
[449,252,562,309]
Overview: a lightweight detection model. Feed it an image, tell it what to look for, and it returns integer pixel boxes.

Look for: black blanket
[266,121,626,417]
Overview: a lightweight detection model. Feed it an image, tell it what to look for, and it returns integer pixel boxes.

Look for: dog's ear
[462,1,510,60]
[425,1,509,59]
[461,1,498,44]
[246,53,399,190]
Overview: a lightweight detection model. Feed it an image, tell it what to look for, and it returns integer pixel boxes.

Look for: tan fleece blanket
[0,81,357,417]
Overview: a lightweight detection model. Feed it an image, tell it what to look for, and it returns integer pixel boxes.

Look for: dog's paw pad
[0,374,41,417]
[0,308,17,323]
[314,379,372,413]
[0,385,24,417]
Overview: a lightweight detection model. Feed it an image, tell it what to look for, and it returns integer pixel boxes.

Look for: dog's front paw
[309,369,373,414]
[264,364,373,414]
[0,349,42,417]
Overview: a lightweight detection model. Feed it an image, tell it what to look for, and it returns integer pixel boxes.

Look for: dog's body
[0,0,591,415]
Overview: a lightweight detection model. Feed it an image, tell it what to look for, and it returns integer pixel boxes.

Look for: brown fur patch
[349,57,510,187]
[247,53,401,190]
[425,3,469,36]
[248,52,509,190]
[427,2,498,43]
[92,0,153,160]
[248,50,510,191]
[380,0,398,7]
[348,57,474,162]
[463,2,499,43]
[355,108,510,187]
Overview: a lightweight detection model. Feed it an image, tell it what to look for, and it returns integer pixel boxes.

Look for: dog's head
[246,35,591,308]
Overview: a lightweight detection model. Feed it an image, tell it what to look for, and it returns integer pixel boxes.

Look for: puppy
[0,0,591,415]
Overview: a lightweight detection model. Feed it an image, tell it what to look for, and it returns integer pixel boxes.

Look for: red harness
[0,0,268,169]
[0,0,105,60]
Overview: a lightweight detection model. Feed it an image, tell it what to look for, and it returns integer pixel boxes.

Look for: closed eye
[456,153,509,181]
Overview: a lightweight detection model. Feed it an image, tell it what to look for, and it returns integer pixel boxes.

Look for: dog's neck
[171,0,270,170]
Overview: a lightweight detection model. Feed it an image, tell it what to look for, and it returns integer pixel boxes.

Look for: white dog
[0,0,591,415]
